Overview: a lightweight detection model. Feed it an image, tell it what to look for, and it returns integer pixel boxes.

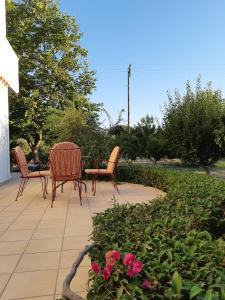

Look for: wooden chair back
[107,146,120,174]
[12,146,29,177]
[50,142,81,181]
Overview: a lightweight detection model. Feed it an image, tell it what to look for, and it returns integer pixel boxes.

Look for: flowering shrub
[87,166,225,299]
[91,251,144,280]
[89,250,156,299]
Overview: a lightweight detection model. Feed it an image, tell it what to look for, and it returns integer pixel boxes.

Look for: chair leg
[20,178,29,195]
[78,180,87,193]
[51,181,56,208]
[78,181,82,206]
[43,177,47,196]
[92,175,97,196]
[40,177,46,199]
[81,181,87,193]
[45,177,48,194]
[15,178,25,201]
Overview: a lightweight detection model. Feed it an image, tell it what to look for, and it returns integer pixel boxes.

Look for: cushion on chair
[26,170,50,178]
[84,169,112,175]
[39,170,50,176]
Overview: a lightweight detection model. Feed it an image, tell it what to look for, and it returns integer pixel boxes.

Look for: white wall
[0,0,19,183]
[0,81,10,183]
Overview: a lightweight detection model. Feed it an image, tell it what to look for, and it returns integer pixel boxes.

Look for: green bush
[87,165,225,299]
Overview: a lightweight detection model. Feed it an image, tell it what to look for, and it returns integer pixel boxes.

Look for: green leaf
[190,285,203,299]
[172,271,182,294]
[203,289,213,300]
[117,287,123,299]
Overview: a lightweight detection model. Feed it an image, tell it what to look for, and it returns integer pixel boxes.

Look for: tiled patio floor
[0,174,165,300]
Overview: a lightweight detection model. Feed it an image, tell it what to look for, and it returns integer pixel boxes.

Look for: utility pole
[128,64,131,133]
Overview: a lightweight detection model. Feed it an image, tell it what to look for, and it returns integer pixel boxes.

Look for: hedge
[87,165,225,300]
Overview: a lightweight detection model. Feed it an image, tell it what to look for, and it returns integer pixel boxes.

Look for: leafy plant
[87,165,225,299]
[163,78,225,173]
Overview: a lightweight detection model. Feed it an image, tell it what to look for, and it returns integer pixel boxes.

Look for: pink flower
[126,260,143,277]
[126,268,138,277]
[105,250,121,266]
[142,279,155,289]
[103,264,112,280]
[123,253,136,266]
[132,260,143,273]
[91,262,101,274]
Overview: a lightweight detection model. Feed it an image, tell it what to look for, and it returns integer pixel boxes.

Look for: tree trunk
[31,147,40,163]
[29,133,42,163]
[203,166,210,175]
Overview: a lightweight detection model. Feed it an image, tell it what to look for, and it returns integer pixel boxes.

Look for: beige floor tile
[0,273,11,295]
[62,236,91,251]
[56,267,89,294]
[44,207,67,214]
[26,238,63,253]
[32,228,64,240]
[17,215,42,222]
[28,203,49,209]
[2,206,25,212]
[0,222,11,231]
[41,214,67,221]
[66,219,92,227]
[0,211,19,217]
[1,270,58,300]
[0,216,16,224]
[55,291,87,299]
[64,225,92,237]
[66,215,92,222]
[0,229,33,242]
[60,250,90,269]
[0,240,27,255]
[8,220,39,231]
[16,252,60,272]
[17,296,54,300]
[0,254,20,274]
[38,219,65,229]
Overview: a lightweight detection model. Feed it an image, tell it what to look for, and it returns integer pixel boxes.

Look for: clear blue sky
[59,0,225,125]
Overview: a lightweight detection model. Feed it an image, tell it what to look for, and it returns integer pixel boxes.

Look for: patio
[0,174,165,300]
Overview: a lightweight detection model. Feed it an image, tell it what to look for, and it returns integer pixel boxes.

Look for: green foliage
[88,165,225,299]
[45,105,109,156]
[16,138,31,155]
[108,114,168,162]
[163,78,225,169]
[134,115,168,163]
[7,0,96,158]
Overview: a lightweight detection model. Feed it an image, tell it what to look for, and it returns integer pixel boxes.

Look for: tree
[135,115,157,158]
[7,0,96,161]
[45,101,110,164]
[146,131,167,164]
[163,78,225,173]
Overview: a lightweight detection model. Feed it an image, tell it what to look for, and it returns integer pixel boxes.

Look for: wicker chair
[49,142,86,207]
[85,146,120,196]
[12,146,49,201]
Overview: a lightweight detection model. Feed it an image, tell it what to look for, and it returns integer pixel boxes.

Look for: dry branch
[62,242,96,300]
